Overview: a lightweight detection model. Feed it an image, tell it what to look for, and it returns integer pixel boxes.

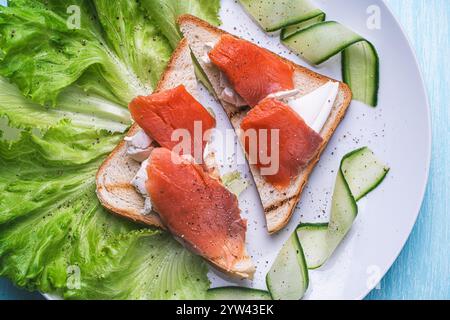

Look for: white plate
[46,0,431,300]
[201,0,431,300]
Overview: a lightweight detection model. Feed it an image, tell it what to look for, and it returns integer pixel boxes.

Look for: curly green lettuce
[0,0,221,300]
[141,0,221,48]
[1,0,141,105]
[0,77,130,132]
[0,122,209,299]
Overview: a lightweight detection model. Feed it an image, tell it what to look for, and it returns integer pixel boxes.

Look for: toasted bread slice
[96,39,255,279]
[96,40,197,228]
[178,15,352,234]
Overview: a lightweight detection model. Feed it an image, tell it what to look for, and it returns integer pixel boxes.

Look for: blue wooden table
[0,0,449,300]
[366,0,450,300]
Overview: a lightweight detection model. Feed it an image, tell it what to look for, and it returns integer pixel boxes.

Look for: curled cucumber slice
[295,223,329,270]
[340,146,389,201]
[263,147,388,298]
[342,41,380,113]
[240,0,323,32]
[297,147,389,269]
[282,22,379,107]
[282,21,364,65]
[281,13,326,39]
[266,232,309,300]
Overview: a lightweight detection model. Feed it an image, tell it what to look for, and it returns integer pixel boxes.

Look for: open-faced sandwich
[178,15,352,233]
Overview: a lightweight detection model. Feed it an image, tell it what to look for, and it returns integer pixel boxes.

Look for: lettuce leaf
[0,0,222,300]
[141,0,222,48]
[0,0,149,105]
[0,120,209,299]
[0,77,130,132]
[64,230,209,300]
[92,0,172,88]
[0,0,221,105]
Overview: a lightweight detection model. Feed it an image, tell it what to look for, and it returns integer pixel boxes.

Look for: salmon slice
[240,98,323,189]
[208,34,295,107]
[146,147,249,272]
[129,85,215,162]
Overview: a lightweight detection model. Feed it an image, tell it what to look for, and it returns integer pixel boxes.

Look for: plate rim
[356,0,432,300]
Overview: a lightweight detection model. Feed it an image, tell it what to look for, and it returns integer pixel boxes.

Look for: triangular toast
[178,15,352,234]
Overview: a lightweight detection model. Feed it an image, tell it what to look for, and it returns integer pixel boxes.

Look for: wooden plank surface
[0,0,449,300]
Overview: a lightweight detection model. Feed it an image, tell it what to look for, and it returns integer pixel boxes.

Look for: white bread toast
[96,39,255,279]
[178,15,353,234]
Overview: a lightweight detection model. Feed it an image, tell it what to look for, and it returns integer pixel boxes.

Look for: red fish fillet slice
[240,98,323,189]
[208,34,295,107]
[129,85,216,162]
[146,147,250,272]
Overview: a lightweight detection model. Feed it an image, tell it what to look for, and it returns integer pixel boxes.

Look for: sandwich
[178,15,352,234]
[96,39,255,279]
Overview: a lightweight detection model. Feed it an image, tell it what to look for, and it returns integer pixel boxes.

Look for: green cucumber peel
[266,231,309,300]
[297,147,389,269]
[281,13,326,39]
[282,21,379,107]
[240,0,324,32]
[342,41,380,107]
[282,21,365,65]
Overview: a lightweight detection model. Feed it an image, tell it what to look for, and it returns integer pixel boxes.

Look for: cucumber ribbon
[264,147,388,300]
[266,232,309,300]
[297,147,389,269]
[239,0,379,106]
